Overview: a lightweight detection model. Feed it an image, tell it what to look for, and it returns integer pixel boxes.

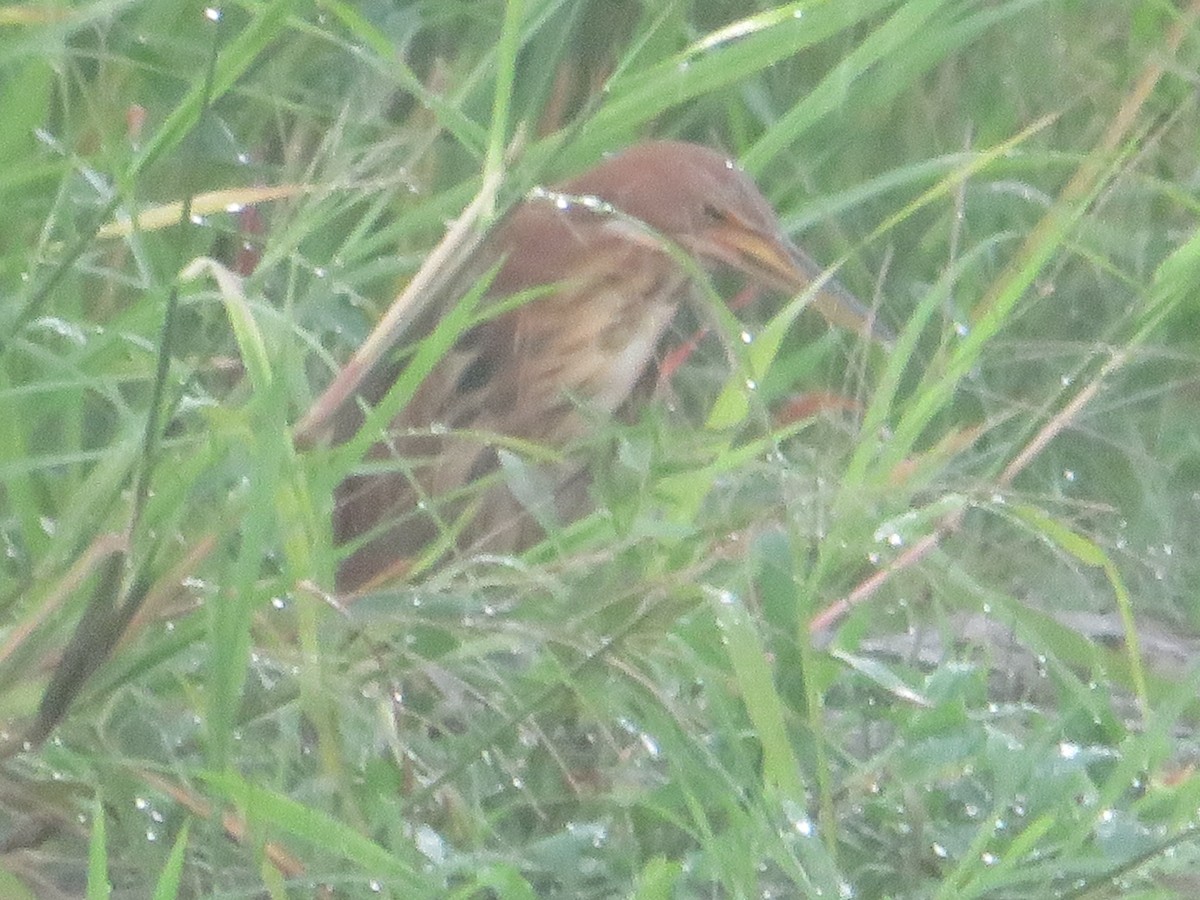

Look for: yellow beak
[709,222,893,346]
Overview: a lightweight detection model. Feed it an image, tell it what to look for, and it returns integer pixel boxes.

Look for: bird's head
[557,140,890,344]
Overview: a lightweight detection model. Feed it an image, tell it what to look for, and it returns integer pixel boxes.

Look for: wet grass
[2,0,1200,896]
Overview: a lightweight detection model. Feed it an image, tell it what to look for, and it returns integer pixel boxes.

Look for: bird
[333,140,887,592]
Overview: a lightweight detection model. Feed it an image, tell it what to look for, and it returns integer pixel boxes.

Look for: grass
[2,0,1200,896]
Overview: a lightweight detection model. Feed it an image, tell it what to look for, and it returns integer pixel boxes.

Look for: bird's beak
[707,221,893,347]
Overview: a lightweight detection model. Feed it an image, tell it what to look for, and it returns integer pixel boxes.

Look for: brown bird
[334,140,887,591]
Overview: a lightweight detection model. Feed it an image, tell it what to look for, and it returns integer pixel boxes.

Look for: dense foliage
[1,1,1199,896]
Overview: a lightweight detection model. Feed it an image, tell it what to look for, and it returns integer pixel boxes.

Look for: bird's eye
[702,203,728,223]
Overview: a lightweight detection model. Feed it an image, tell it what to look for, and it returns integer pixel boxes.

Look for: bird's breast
[505,244,688,442]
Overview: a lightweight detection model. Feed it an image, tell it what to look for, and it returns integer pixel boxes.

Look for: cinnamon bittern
[335,140,887,591]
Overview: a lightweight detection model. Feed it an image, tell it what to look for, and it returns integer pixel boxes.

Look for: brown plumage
[334,140,886,591]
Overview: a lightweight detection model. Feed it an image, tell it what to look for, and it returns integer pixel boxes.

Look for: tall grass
[1,0,1199,896]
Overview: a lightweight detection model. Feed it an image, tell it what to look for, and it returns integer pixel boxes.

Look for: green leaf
[86,796,111,900]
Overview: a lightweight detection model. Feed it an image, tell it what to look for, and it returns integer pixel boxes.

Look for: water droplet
[639,732,660,758]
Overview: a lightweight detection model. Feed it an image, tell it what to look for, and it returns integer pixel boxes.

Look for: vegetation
[2,0,1199,896]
